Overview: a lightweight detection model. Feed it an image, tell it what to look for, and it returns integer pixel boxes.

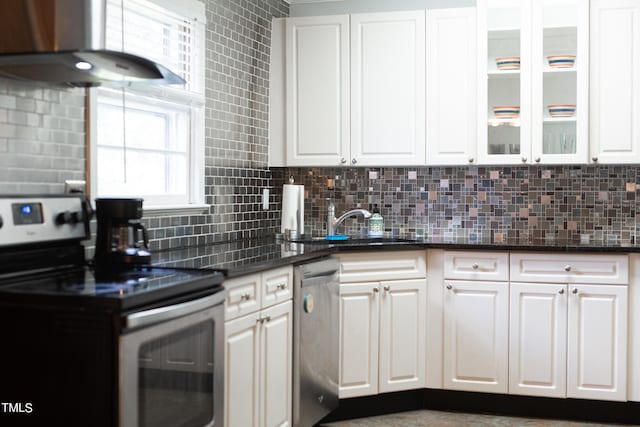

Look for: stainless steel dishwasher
[293,256,340,427]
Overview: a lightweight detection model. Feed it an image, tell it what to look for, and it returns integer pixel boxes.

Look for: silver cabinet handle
[276,283,287,290]
[351,158,357,165]
[521,156,527,163]
[373,287,379,294]
[340,157,347,164]
[572,288,578,294]
[564,265,571,272]
[468,157,474,163]
[383,285,390,292]
[592,156,598,162]
[559,288,565,294]
[446,284,453,290]
[264,315,271,322]
[241,293,251,300]
[472,263,479,270]
[535,157,541,163]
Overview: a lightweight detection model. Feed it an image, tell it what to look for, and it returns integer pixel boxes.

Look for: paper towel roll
[281,184,304,235]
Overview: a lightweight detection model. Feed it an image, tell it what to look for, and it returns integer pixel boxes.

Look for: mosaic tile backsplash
[273,165,637,246]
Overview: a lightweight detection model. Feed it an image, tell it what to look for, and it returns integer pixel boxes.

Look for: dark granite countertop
[152,235,640,277]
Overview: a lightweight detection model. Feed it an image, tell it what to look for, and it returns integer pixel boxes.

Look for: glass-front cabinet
[478,0,588,165]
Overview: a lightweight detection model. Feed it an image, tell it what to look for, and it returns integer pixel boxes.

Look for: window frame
[89,0,206,214]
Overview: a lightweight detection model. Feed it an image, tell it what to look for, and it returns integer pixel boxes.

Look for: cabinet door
[260,301,293,427]
[590,0,640,163]
[350,11,426,166]
[443,280,509,393]
[378,279,426,393]
[567,284,628,401]
[339,282,380,398]
[426,8,477,165]
[225,313,261,427]
[477,0,531,164]
[530,0,589,164]
[509,283,567,397]
[286,15,350,166]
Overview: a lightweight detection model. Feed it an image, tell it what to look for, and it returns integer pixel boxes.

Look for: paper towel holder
[280,176,304,241]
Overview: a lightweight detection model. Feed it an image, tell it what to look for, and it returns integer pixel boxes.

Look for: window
[90,0,206,210]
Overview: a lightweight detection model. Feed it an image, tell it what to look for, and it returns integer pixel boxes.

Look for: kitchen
[1,0,640,426]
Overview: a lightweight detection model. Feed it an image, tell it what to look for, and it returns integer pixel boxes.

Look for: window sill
[143,204,210,217]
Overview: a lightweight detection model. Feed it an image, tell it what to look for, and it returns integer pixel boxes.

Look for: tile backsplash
[274,165,638,246]
[0,82,86,194]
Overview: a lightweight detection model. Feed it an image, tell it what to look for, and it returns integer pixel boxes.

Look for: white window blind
[91,0,205,209]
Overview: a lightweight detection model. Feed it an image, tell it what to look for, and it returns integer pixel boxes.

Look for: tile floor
[320,409,630,426]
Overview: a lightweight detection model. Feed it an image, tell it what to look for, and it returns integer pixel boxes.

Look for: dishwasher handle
[302,267,339,280]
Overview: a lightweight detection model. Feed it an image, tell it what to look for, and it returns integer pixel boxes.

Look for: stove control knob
[56,211,81,226]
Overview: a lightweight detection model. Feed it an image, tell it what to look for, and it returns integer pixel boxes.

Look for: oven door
[120,291,225,427]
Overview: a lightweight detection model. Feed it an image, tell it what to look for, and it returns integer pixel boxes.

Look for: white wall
[290,0,475,16]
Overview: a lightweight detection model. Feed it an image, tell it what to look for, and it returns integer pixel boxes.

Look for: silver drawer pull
[472,263,479,270]
[277,283,287,290]
[373,287,379,294]
[572,288,578,294]
[241,293,251,300]
[446,284,453,290]
[564,265,572,272]
[559,288,565,294]
[383,285,390,292]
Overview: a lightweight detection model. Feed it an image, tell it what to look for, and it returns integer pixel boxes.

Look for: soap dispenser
[368,204,384,238]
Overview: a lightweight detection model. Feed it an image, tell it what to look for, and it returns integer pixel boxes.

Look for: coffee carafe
[94,198,151,270]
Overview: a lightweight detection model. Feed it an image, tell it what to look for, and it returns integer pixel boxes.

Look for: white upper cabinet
[478,0,589,165]
[590,0,640,164]
[286,15,350,166]
[532,0,589,164]
[350,11,426,166]
[425,8,478,165]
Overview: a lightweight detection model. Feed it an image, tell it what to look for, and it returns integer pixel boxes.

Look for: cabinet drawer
[262,265,293,309]
[337,251,426,283]
[224,273,261,320]
[510,253,629,285]
[444,251,509,281]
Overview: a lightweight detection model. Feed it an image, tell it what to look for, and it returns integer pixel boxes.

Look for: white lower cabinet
[338,251,426,398]
[510,282,628,401]
[225,301,292,427]
[441,251,510,394]
[509,282,568,398]
[224,267,293,427]
[435,251,630,402]
[339,281,379,397]
[509,253,629,401]
[443,280,509,393]
[567,284,628,401]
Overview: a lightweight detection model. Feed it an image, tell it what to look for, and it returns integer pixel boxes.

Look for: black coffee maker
[94,198,151,271]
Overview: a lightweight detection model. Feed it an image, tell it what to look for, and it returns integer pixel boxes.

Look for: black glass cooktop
[0,266,225,310]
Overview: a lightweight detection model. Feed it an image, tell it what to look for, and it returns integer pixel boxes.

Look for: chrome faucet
[326,199,372,236]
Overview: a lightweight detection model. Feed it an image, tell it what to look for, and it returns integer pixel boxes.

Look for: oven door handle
[124,291,226,330]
